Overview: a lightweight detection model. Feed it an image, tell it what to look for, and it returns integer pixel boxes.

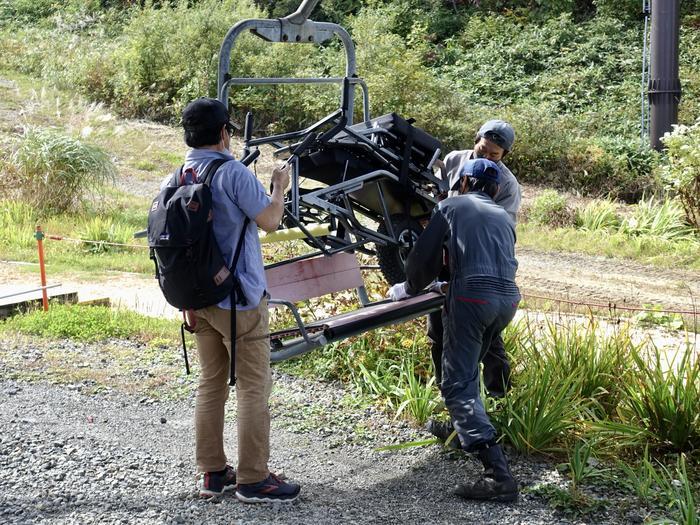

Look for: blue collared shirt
[161,148,270,310]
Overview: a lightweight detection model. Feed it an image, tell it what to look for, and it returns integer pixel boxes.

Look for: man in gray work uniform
[389,158,520,502]
[426,120,521,442]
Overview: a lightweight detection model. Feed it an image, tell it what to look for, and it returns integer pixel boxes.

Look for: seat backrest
[265,252,364,304]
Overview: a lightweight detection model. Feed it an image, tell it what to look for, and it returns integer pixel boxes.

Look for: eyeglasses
[224,122,234,134]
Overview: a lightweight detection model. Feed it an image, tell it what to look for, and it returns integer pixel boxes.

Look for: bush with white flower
[661,119,700,230]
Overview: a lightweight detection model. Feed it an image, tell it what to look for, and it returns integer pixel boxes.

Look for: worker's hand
[271,164,291,192]
[427,281,448,294]
[388,281,410,302]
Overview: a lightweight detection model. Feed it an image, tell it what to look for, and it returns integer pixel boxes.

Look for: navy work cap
[478,120,515,152]
[182,97,230,130]
[458,158,501,185]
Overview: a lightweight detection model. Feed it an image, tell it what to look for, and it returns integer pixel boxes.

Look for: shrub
[660,119,700,230]
[526,189,575,227]
[0,0,57,25]
[11,127,116,214]
[565,138,660,201]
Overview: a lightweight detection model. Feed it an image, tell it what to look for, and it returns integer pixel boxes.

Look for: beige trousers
[192,298,272,484]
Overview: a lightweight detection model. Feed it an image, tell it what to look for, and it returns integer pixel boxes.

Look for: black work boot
[454,444,518,503]
[425,419,460,449]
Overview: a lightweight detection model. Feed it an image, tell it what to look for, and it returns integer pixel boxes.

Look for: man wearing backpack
[172,97,300,502]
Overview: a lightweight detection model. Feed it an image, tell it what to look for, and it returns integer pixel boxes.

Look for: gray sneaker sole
[235,491,300,504]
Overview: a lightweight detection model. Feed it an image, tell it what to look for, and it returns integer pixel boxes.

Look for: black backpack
[148,158,249,385]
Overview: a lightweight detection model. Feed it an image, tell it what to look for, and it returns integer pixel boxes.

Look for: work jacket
[444,150,521,223]
[405,192,518,295]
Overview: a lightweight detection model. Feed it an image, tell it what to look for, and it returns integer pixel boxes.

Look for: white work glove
[388,281,410,302]
[427,281,448,294]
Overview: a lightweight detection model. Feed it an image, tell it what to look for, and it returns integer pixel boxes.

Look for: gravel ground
[0,339,639,525]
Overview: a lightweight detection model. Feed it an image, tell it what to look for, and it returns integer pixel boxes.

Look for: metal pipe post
[34,225,49,312]
[648,0,682,150]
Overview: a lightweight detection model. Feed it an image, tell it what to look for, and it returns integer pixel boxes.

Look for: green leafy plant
[561,439,607,491]
[526,189,575,227]
[621,452,699,525]
[649,454,698,525]
[634,305,685,331]
[394,348,440,424]
[617,445,657,504]
[528,482,607,517]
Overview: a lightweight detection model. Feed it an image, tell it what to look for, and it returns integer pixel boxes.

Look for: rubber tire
[376,215,423,285]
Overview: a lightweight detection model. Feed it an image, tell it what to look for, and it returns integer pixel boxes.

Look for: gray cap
[477,120,515,151]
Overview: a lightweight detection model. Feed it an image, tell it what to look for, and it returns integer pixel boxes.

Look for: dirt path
[516,247,699,316]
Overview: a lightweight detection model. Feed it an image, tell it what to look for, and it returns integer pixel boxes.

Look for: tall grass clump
[492,364,584,455]
[535,318,633,417]
[612,343,700,453]
[575,199,621,231]
[494,316,646,454]
[620,197,698,242]
[0,200,37,249]
[10,127,115,214]
[77,217,138,254]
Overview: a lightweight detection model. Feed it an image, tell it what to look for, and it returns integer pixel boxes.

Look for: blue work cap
[478,120,515,152]
[458,158,501,185]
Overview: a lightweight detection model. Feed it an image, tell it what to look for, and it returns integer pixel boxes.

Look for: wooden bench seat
[264,253,443,362]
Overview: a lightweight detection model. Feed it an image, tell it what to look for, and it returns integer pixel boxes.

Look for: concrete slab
[0,284,78,319]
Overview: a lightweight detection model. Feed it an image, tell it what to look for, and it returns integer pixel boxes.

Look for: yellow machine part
[259,224,331,244]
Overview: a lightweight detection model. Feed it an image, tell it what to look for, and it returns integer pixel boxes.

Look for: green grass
[517,222,700,270]
[1,303,178,342]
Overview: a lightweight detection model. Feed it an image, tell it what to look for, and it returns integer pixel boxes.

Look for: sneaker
[198,465,237,498]
[235,473,300,503]
[425,419,460,449]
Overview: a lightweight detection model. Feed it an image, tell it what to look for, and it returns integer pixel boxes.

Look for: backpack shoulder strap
[200,158,230,186]
[170,165,184,186]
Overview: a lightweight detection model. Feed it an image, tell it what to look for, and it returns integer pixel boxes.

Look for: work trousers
[428,309,511,397]
[192,298,272,484]
[441,291,519,451]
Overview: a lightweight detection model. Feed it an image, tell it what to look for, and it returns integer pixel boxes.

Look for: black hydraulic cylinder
[648,0,682,150]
